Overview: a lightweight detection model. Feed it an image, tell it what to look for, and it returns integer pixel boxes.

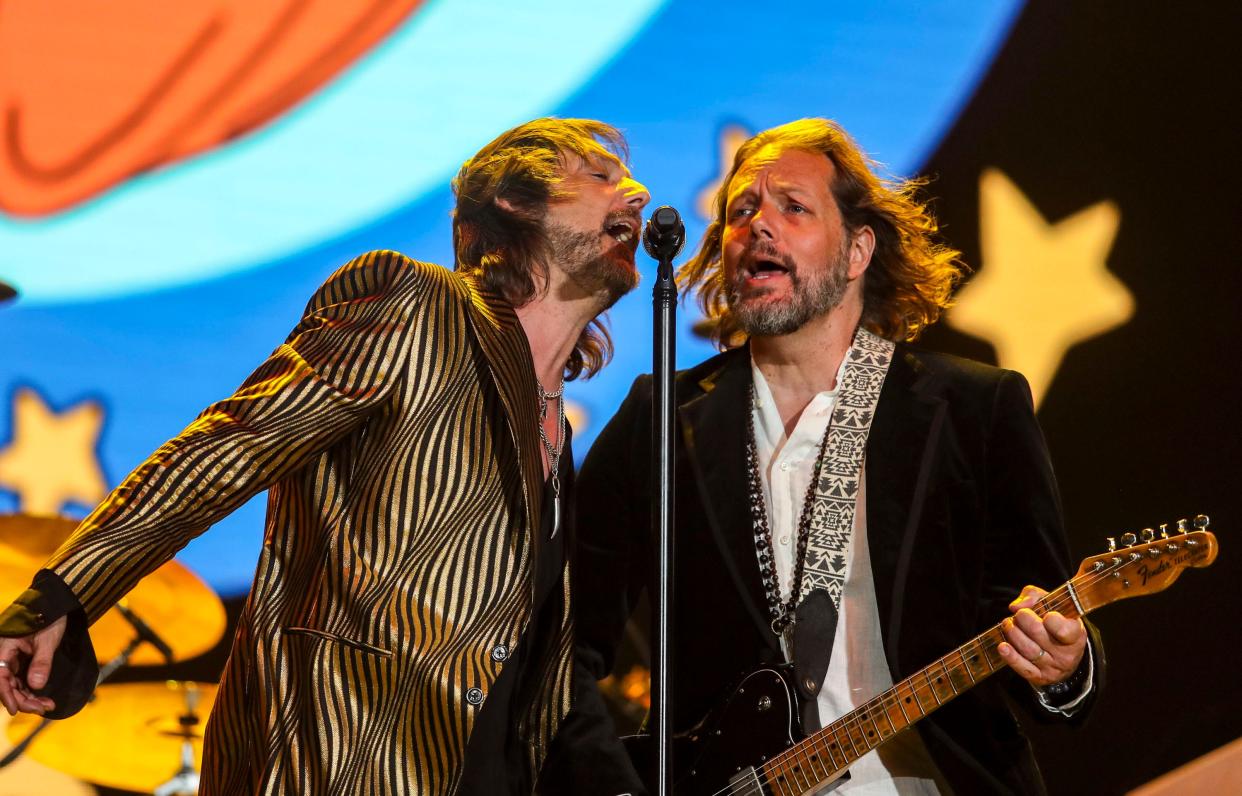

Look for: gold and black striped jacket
[42,251,574,793]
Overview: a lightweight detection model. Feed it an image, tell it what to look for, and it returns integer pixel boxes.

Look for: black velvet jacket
[574,344,1101,795]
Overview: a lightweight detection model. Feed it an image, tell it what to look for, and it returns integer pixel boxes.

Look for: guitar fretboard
[757,584,1082,796]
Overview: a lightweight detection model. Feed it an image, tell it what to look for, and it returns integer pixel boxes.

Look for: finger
[25,616,67,692]
[1011,609,1056,650]
[1043,613,1085,646]
[13,691,53,714]
[1008,585,1048,612]
[1003,615,1048,662]
[997,641,1043,683]
[0,672,18,715]
[26,637,56,692]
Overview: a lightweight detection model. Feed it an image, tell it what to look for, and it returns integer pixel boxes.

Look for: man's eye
[729,206,754,219]
[591,172,609,180]
[787,203,806,214]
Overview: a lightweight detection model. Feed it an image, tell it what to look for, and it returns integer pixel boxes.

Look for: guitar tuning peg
[1106,537,1117,552]
[1121,532,1137,547]
[1193,514,1210,531]
[1140,528,1155,542]
[1159,523,1170,539]
[1176,518,1189,534]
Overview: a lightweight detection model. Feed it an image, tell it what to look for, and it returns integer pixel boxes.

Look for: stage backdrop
[0,2,1236,794]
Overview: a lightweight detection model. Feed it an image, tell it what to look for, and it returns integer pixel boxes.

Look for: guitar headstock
[1071,514,1218,613]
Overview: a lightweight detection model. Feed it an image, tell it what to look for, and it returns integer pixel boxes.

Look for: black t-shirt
[457,453,570,795]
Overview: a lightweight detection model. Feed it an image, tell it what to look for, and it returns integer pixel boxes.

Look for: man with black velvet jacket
[575,119,1099,794]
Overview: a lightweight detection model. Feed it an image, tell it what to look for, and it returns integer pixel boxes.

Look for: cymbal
[7,680,216,793]
[0,514,227,665]
[0,709,97,795]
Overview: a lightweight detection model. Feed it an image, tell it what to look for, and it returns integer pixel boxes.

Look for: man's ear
[494,195,520,214]
[848,225,875,279]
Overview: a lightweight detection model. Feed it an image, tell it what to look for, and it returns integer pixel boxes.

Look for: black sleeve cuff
[0,569,99,719]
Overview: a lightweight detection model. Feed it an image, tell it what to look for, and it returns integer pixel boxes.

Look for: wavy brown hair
[452,118,628,380]
[680,118,965,346]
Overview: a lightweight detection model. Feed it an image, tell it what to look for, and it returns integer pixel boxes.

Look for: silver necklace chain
[537,379,566,532]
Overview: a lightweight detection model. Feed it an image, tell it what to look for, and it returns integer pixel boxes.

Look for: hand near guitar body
[998,585,1086,687]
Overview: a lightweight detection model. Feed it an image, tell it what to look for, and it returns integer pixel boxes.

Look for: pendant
[551,494,561,538]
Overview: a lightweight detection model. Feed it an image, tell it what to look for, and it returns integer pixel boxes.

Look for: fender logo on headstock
[1135,549,1198,586]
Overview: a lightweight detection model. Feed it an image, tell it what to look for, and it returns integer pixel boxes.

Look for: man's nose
[749,206,775,239]
[621,177,651,210]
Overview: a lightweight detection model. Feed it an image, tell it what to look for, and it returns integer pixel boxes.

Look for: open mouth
[745,256,791,280]
[605,218,639,246]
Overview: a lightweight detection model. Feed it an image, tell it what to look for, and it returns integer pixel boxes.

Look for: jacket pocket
[284,626,393,658]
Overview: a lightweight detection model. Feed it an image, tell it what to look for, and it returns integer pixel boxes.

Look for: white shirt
[751,357,948,795]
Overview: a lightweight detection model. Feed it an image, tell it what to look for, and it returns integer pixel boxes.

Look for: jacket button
[465,687,485,706]
[490,644,509,662]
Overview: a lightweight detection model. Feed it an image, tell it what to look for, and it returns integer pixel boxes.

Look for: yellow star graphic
[948,169,1133,407]
[0,387,107,514]
[697,123,753,220]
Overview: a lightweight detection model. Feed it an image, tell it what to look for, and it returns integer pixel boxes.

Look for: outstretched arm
[0,250,426,717]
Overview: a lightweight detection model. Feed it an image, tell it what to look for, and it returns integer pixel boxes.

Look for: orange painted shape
[0,0,424,216]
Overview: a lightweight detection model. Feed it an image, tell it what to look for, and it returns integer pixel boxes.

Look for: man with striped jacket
[0,118,649,795]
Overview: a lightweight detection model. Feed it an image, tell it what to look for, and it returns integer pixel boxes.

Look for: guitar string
[761,587,1083,791]
[753,551,1167,795]
[708,588,1076,796]
[703,542,1188,796]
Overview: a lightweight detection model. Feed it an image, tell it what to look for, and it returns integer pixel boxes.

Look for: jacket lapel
[865,345,947,666]
[679,347,780,650]
[461,276,545,555]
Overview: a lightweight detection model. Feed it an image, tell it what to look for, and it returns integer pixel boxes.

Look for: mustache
[735,243,797,276]
[602,208,643,232]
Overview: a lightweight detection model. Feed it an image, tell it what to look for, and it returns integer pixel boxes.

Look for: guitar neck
[746,522,1216,796]
[758,582,1085,792]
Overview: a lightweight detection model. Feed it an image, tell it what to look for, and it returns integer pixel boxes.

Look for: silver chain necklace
[537,378,566,537]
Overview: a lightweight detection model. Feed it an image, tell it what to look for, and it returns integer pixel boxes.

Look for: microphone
[0,280,15,305]
[643,205,685,263]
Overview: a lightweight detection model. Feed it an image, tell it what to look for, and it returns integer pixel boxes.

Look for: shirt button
[779,535,790,545]
[465,687,485,706]
[779,462,792,472]
[491,644,510,662]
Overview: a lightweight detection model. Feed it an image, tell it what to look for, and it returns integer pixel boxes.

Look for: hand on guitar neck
[997,584,1087,688]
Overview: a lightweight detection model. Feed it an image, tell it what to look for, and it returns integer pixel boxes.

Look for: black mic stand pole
[643,206,684,796]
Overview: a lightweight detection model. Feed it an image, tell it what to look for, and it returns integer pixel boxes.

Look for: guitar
[626,515,1218,796]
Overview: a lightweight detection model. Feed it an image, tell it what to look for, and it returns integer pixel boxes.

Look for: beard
[726,238,851,337]
[545,212,640,309]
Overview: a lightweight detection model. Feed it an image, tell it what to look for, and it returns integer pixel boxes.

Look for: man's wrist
[1039,652,1089,704]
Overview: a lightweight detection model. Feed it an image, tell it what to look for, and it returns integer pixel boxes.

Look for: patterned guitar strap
[791,327,894,732]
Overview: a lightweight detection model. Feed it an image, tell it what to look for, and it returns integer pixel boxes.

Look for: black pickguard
[625,664,842,795]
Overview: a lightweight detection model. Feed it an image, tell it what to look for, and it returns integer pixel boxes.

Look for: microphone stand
[644,206,684,796]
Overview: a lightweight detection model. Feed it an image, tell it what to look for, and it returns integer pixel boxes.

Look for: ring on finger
[1028,649,1046,663]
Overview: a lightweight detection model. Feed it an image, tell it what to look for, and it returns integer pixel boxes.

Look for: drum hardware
[0,597,176,769]
[0,514,226,792]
